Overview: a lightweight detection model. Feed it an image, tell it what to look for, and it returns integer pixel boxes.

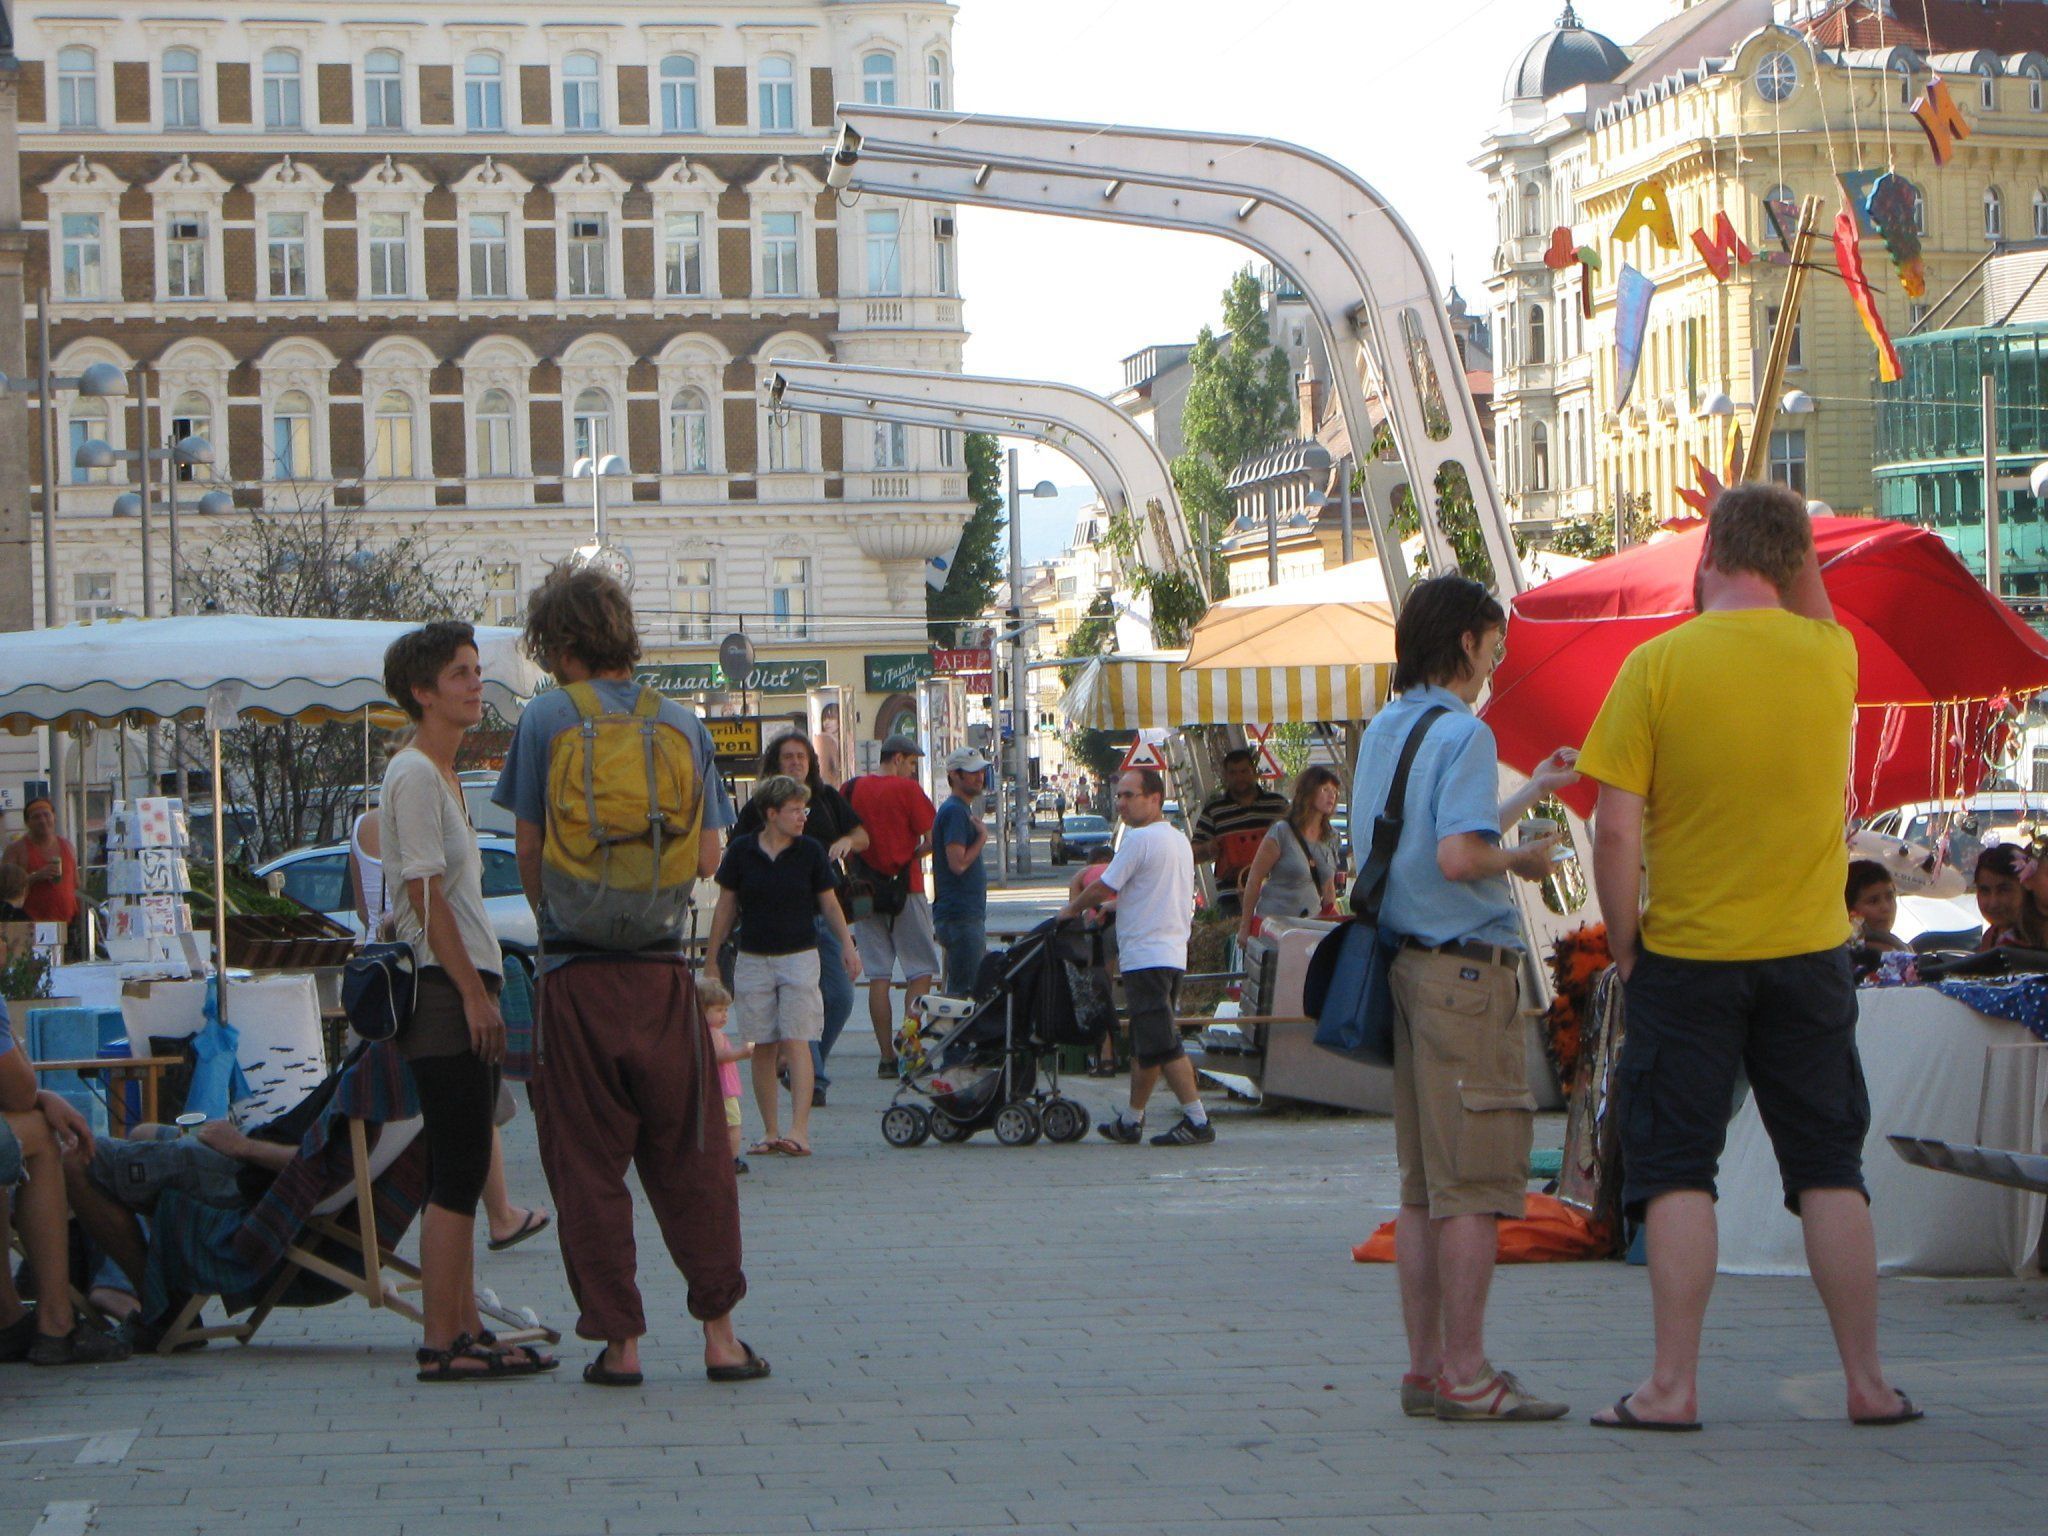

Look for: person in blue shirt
[1350,574,1577,1424]
[930,748,991,994]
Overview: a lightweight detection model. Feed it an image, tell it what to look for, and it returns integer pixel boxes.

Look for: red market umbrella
[1483,517,2048,820]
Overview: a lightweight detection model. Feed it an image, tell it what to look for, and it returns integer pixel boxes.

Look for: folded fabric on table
[1930,976,2048,1042]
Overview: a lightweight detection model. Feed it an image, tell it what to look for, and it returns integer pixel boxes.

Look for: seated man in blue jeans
[60,1052,347,1336]
[0,998,131,1365]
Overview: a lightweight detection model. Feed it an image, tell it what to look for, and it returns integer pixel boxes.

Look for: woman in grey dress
[1236,765,1343,940]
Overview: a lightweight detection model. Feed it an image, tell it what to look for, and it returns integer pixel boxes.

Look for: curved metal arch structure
[826,104,1523,600]
[763,358,1202,595]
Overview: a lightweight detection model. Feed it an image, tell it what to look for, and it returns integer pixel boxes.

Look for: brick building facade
[11,0,967,754]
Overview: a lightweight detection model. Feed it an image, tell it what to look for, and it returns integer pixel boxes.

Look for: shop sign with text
[636,659,828,696]
[864,652,934,693]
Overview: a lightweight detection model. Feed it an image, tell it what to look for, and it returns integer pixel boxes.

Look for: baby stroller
[880,917,1106,1148]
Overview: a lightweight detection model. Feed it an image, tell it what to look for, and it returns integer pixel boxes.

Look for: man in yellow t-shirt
[1576,483,1918,1433]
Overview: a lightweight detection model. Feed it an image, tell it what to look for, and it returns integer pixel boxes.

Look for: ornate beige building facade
[11,0,968,744]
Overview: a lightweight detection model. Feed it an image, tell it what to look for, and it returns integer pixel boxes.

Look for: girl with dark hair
[1236,765,1343,940]
[731,733,869,1101]
[1985,844,2044,949]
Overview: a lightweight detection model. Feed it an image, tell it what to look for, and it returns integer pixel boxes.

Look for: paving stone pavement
[4,1024,2045,1536]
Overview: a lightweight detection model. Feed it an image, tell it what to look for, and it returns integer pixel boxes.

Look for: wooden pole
[1742,195,1824,485]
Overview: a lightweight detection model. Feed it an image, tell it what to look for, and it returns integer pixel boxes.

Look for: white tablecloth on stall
[1718,988,2048,1278]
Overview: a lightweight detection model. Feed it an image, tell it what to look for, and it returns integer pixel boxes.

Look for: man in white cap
[932,747,992,994]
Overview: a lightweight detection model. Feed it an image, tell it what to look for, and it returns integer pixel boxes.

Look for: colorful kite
[1833,206,1902,383]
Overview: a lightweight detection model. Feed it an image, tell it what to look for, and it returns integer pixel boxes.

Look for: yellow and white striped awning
[1057,652,1383,731]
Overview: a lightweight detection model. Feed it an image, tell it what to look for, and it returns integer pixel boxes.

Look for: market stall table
[1717,986,2047,1278]
[29,1053,184,1138]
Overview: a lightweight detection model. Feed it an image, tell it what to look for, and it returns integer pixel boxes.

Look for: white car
[253,835,537,949]
[1862,793,2047,850]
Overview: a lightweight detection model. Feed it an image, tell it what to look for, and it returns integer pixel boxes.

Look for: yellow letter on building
[1612,179,1680,250]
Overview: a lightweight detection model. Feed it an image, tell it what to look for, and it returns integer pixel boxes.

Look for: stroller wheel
[881,1104,931,1148]
[993,1101,1042,1147]
[1040,1097,1088,1144]
[929,1109,972,1143]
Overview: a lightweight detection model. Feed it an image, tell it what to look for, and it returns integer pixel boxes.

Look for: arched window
[371,390,415,478]
[670,388,709,472]
[1986,185,2005,241]
[562,52,602,131]
[169,391,212,480]
[1895,58,1915,108]
[263,49,303,129]
[2029,64,2045,112]
[163,48,201,129]
[758,56,794,133]
[659,55,699,132]
[365,49,403,129]
[271,390,313,480]
[465,52,504,132]
[68,396,109,484]
[1526,303,1546,365]
[1519,181,1541,237]
[1980,60,1999,111]
[927,53,947,111]
[572,388,613,463]
[2034,190,2048,239]
[58,47,97,128]
[474,389,514,477]
[1530,423,1550,492]
[862,52,897,106]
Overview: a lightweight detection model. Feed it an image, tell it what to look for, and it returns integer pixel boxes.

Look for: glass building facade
[1876,324,2048,605]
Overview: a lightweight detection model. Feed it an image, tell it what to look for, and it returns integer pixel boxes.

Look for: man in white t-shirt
[1059,768,1209,1145]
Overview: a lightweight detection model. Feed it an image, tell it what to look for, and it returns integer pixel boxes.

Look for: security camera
[769,373,788,407]
[826,122,864,191]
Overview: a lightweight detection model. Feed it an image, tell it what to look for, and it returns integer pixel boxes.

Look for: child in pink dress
[696,978,753,1173]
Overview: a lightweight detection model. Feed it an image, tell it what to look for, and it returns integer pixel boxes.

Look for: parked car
[253,834,537,948]
[342,771,515,837]
[1861,793,2046,850]
[1050,812,1115,866]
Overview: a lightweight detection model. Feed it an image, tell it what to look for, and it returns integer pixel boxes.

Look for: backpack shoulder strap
[565,681,603,721]
[1348,704,1451,922]
[630,685,662,720]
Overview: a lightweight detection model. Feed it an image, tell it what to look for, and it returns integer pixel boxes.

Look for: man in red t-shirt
[843,736,938,1075]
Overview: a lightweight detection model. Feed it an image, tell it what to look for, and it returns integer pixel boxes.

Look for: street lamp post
[78,430,216,616]
[0,298,128,826]
[569,454,632,588]
[1006,450,1057,876]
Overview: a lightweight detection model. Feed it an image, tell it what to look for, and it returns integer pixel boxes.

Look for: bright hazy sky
[947,0,1675,513]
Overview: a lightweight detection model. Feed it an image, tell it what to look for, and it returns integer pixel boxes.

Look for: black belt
[1404,937,1517,970]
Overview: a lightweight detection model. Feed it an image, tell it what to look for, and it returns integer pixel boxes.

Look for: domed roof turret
[1505,4,1630,103]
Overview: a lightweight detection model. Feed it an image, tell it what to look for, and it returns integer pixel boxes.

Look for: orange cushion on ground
[1352,1193,1613,1264]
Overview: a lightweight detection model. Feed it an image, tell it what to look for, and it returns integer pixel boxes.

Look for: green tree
[1057,593,1126,787]
[926,430,1007,645]
[179,497,480,856]
[1170,269,1298,594]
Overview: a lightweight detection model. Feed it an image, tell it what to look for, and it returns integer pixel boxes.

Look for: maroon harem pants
[530,957,746,1340]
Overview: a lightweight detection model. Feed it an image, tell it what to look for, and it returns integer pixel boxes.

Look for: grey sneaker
[1399,1374,1436,1417]
[28,1323,133,1367]
[1149,1115,1216,1146]
[1096,1115,1143,1144]
[1434,1365,1567,1422]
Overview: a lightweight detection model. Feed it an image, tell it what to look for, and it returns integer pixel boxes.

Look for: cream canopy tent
[0,616,544,1013]
[1182,558,1396,672]
[1058,650,1381,731]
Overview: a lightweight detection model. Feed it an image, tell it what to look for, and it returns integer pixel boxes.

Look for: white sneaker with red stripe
[1433,1364,1569,1422]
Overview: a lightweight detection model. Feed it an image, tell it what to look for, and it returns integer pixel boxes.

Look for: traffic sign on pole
[1120,737,1168,773]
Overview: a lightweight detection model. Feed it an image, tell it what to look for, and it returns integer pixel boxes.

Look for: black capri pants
[404,969,501,1218]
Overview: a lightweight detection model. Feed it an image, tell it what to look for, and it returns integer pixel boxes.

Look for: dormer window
[1754,51,1796,104]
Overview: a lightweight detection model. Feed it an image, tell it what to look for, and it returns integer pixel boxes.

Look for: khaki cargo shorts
[1390,945,1536,1221]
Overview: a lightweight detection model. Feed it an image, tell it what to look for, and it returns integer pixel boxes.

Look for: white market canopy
[0,615,543,732]
[1058,650,1381,732]
[1184,557,1395,671]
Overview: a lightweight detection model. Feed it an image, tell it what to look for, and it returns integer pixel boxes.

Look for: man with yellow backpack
[494,565,769,1389]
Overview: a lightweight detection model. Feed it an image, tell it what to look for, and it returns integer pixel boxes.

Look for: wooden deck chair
[154,1112,559,1355]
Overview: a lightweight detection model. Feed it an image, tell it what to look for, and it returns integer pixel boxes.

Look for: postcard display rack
[104,798,208,977]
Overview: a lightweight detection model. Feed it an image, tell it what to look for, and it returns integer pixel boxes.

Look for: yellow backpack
[540,682,703,950]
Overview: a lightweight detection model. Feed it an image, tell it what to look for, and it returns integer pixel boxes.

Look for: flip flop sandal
[747,1140,787,1157]
[1852,1390,1925,1427]
[583,1349,643,1388]
[706,1340,772,1383]
[487,1211,552,1252]
[776,1139,812,1157]
[1591,1395,1702,1433]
